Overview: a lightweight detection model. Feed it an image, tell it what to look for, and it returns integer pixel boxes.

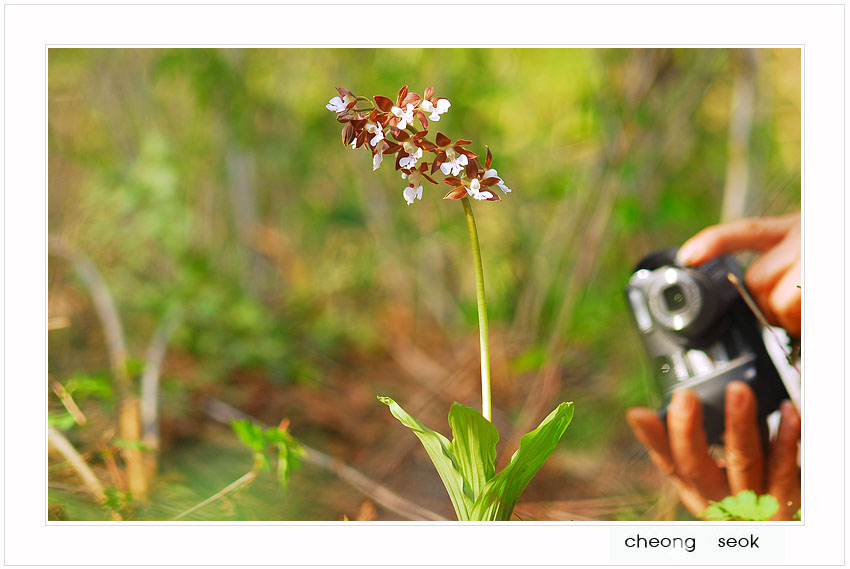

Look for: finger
[677,214,799,266]
[767,401,801,520]
[626,407,675,475]
[667,390,729,505]
[672,478,722,518]
[723,382,764,495]
[767,259,802,338]
[627,406,716,517]
[745,227,800,293]
[744,228,800,328]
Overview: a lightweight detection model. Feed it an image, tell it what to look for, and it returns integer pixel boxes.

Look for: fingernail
[781,400,797,419]
[675,244,697,266]
[625,409,649,435]
[726,382,747,409]
[670,388,695,411]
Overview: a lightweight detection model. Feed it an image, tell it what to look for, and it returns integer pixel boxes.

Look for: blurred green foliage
[48,48,800,520]
[231,419,304,490]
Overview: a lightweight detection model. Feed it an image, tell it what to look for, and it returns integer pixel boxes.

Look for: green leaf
[703,490,780,521]
[275,439,305,492]
[231,420,265,452]
[262,426,292,446]
[265,426,305,492]
[447,402,498,502]
[378,396,472,520]
[103,486,130,513]
[48,411,77,431]
[471,402,574,521]
[231,420,305,486]
[277,446,292,490]
[63,373,114,401]
[231,419,269,471]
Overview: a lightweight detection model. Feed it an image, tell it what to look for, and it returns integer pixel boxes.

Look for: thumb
[677,214,799,266]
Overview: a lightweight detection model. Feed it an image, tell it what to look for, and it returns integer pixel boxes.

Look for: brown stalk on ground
[48,427,122,521]
[49,236,148,499]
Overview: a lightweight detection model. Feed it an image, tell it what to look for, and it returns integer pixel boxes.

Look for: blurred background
[48,48,800,521]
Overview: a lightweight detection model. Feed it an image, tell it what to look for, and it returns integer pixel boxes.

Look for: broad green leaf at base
[379,396,574,521]
[378,396,472,520]
[447,402,499,503]
[470,402,574,521]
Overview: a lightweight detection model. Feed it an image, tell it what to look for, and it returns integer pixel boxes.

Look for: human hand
[676,212,801,337]
[626,381,800,520]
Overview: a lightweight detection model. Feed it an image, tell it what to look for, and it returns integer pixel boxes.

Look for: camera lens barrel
[645,267,710,336]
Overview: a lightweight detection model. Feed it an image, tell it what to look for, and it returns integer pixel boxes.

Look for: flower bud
[341,123,355,146]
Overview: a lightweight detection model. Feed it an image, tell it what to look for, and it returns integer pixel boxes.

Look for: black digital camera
[624,249,788,443]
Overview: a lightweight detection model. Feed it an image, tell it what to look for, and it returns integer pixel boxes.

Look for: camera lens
[663,284,687,312]
[645,267,706,335]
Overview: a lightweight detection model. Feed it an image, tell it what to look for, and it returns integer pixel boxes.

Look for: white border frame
[4,3,843,567]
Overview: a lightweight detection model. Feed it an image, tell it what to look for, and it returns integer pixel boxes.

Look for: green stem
[461,197,492,421]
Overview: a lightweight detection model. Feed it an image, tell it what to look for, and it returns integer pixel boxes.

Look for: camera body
[625,249,787,443]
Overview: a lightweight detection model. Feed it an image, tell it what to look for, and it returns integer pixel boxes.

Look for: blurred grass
[48,48,800,521]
